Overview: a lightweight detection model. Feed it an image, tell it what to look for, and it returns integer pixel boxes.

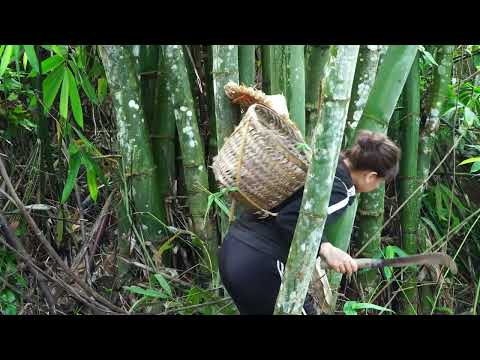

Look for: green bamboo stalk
[98,45,165,258]
[211,45,240,237]
[323,198,358,312]
[345,45,381,147]
[416,45,455,314]
[138,45,159,129]
[137,45,170,230]
[274,45,359,315]
[386,97,402,144]
[261,45,274,94]
[163,45,218,275]
[398,54,420,315]
[305,45,330,144]
[417,46,455,187]
[261,45,306,135]
[351,46,418,299]
[286,45,306,136]
[146,46,177,238]
[238,45,256,87]
[34,45,50,202]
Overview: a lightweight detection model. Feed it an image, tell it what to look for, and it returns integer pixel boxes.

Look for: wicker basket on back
[212,83,311,216]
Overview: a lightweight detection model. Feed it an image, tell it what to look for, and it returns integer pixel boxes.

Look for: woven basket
[212,103,311,215]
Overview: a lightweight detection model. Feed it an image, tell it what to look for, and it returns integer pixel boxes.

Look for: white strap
[327,177,355,215]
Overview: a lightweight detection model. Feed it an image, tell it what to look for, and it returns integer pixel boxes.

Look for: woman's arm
[319,242,358,275]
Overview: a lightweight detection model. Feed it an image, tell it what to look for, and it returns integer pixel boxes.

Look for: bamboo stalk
[345,45,381,147]
[274,46,359,315]
[261,45,274,94]
[238,45,256,87]
[285,45,306,136]
[98,45,165,254]
[352,45,418,298]
[305,45,330,144]
[323,198,358,311]
[139,45,160,129]
[210,45,240,236]
[260,46,306,135]
[416,45,455,313]
[398,54,420,315]
[162,45,218,275]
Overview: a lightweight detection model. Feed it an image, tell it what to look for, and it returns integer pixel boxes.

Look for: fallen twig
[0,211,56,312]
[0,154,125,314]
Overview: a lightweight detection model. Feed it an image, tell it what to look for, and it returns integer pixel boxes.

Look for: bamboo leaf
[0,45,13,77]
[43,65,65,113]
[61,152,81,204]
[60,69,70,119]
[82,156,98,202]
[51,45,68,57]
[421,216,442,242]
[419,45,439,67]
[23,45,40,72]
[343,301,395,315]
[124,286,168,299]
[153,274,173,297]
[22,51,28,70]
[464,106,477,128]
[12,45,20,66]
[66,67,84,128]
[459,157,480,165]
[78,71,98,104]
[40,55,65,74]
[97,77,107,103]
[213,195,230,216]
[471,161,480,173]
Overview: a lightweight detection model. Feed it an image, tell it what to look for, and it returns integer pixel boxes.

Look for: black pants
[219,234,316,315]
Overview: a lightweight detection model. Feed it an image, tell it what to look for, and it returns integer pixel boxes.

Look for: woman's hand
[319,242,358,275]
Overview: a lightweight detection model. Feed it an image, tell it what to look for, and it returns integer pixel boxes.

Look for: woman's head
[343,131,401,193]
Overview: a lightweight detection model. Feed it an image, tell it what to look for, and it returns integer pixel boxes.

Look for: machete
[321,252,457,275]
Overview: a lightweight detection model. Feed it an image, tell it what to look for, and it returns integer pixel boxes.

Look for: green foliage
[60,141,102,204]
[343,301,395,315]
[123,275,236,315]
[382,245,410,280]
[0,248,27,315]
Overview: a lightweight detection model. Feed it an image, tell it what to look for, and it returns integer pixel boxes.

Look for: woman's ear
[367,171,378,183]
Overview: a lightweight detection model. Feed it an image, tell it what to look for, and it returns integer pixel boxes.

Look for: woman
[218,131,401,315]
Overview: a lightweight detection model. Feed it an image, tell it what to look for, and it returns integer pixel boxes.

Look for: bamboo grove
[0,45,479,315]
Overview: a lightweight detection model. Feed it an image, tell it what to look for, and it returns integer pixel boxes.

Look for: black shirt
[226,158,356,263]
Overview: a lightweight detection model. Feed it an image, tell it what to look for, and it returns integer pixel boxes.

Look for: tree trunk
[274,45,359,315]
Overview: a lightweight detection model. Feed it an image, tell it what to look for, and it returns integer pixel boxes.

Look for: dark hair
[343,131,401,182]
